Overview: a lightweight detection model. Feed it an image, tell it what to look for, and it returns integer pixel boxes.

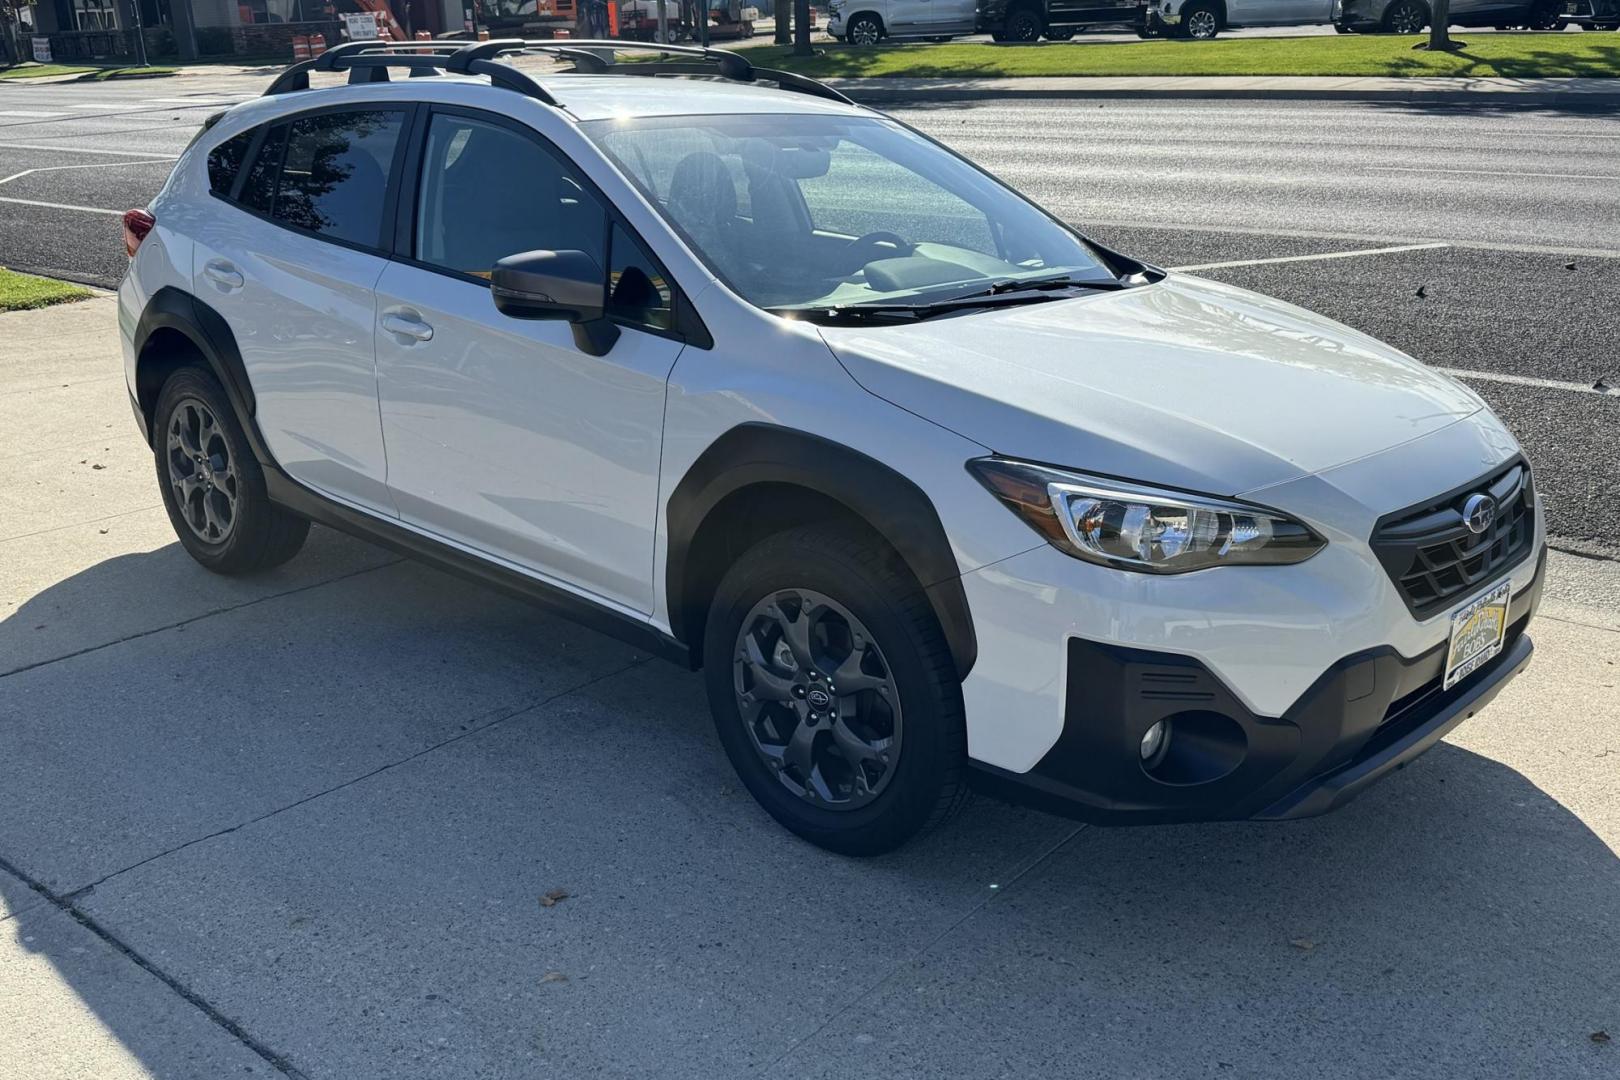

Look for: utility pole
[128,0,149,67]
[791,0,808,55]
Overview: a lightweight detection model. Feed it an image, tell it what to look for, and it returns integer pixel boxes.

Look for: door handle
[202,259,243,291]
[381,310,434,343]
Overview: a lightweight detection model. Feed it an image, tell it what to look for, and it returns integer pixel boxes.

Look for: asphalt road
[1,76,1617,559]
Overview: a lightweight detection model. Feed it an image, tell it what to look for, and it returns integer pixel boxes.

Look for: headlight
[968,458,1325,574]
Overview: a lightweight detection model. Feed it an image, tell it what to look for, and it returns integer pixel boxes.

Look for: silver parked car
[1338,0,1564,31]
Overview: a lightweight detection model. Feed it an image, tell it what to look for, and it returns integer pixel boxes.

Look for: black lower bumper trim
[969,547,1546,826]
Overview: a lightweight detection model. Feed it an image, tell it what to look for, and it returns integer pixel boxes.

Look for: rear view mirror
[491,249,620,355]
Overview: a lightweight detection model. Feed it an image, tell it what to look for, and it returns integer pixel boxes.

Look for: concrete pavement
[2,296,1618,1078]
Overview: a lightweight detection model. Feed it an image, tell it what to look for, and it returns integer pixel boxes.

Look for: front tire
[703,523,969,855]
[1381,0,1427,33]
[1180,2,1220,37]
[154,367,309,574]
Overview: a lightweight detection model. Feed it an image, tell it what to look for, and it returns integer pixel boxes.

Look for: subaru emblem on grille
[1462,493,1497,535]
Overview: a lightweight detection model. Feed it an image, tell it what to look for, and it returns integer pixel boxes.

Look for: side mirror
[490,249,620,356]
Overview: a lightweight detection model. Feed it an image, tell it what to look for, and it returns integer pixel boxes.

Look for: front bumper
[969,548,1544,825]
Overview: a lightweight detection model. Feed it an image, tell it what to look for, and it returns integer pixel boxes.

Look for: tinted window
[607,224,673,332]
[269,110,403,247]
[238,124,285,214]
[414,113,605,278]
[207,131,254,196]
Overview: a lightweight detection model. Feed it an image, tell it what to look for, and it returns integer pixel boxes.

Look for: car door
[372,107,686,615]
[885,0,930,33]
[1235,0,1334,23]
[927,0,978,31]
[189,106,408,516]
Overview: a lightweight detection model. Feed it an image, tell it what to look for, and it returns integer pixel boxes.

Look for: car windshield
[581,112,1116,315]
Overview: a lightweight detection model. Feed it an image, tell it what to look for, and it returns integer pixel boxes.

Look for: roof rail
[261,37,851,108]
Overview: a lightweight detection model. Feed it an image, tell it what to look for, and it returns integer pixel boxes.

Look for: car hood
[818,273,1483,497]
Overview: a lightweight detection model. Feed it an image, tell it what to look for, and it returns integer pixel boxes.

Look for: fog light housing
[1140,720,1170,764]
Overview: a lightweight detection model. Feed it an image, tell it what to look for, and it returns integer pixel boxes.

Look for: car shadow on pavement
[1,538,1615,1078]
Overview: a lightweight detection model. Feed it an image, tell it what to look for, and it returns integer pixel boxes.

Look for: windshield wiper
[781,277,1132,325]
[952,274,1134,301]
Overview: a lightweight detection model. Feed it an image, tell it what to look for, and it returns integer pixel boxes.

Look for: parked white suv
[119,40,1544,854]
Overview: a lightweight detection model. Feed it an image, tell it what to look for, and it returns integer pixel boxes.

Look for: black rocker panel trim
[665,423,977,679]
[133,288,690,666]
[260,471,691,666]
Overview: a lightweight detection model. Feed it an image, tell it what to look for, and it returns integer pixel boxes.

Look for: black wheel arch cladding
[133,286,272,464]
[666,423,978,680]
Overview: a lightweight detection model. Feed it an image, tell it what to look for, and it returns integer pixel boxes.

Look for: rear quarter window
[207,131,255,196]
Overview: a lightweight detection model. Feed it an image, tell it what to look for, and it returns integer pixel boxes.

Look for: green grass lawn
[0,269,93,313]
[741,33,1620,78]
[0,63,176,81]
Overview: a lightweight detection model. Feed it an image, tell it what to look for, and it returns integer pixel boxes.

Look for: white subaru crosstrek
[118,40,1543,854]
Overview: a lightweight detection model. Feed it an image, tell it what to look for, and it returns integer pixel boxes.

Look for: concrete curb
[827,77,1620,107]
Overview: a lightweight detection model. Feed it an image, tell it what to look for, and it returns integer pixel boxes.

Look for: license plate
[1443,580,1512,690]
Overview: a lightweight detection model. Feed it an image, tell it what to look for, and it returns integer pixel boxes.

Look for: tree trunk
[774,0,791,43]
[792,0,811,54]
[1428,0,1452,49]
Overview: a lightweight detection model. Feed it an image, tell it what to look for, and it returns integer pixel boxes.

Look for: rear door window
[269,109,405,248]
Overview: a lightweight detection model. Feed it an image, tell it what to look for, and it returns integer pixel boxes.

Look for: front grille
[1370,460,1535,618]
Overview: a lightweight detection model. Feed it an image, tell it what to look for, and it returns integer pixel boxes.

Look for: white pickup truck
[1144,0,1339,38]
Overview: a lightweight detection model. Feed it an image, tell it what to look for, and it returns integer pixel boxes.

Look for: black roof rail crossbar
[264,40,464,95]
[263,36,848,108]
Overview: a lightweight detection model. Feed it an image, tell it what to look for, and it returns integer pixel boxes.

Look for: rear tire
[153,367,309,575]
[846,12,883,44]
[703,523,969,855]
[1002,5,1045,41]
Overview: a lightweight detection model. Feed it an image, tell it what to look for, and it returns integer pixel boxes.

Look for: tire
[703,522,969,855]
[1003,5,1045,41]
[153,366,309,575]
[1334,21,1356,31]
[990,29,1009,40]
[1381,0,1427,33]
[1180,2,1220,38]
[846,12,883,44]
[1526,0,1562,28]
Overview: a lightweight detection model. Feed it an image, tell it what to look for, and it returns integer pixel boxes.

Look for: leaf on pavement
[1592,1031,1611,1044]
[1289,938,1316,952]
[540,888,570,908]
[541,971,568,984]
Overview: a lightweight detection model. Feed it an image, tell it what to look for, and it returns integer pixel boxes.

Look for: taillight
[122,209,155,258]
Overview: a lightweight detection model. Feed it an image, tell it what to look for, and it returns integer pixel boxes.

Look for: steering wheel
[845,231,914,267]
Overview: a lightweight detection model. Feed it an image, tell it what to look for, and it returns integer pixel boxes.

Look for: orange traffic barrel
[292,35,310,61]
[309,34,327,57]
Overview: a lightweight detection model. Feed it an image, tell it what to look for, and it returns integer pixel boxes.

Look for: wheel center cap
[806,689,832,711]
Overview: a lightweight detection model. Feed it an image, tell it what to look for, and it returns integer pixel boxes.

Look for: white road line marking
[0,141,180,157]
[1082,218,1620,262]
[66,103,123,109]
[1370,165,1619,182]
[1436,368,1617,397]
[0,195,122,216]
[0,110,66,118]
[1172,242,1449,273]
[0,157,175,185]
